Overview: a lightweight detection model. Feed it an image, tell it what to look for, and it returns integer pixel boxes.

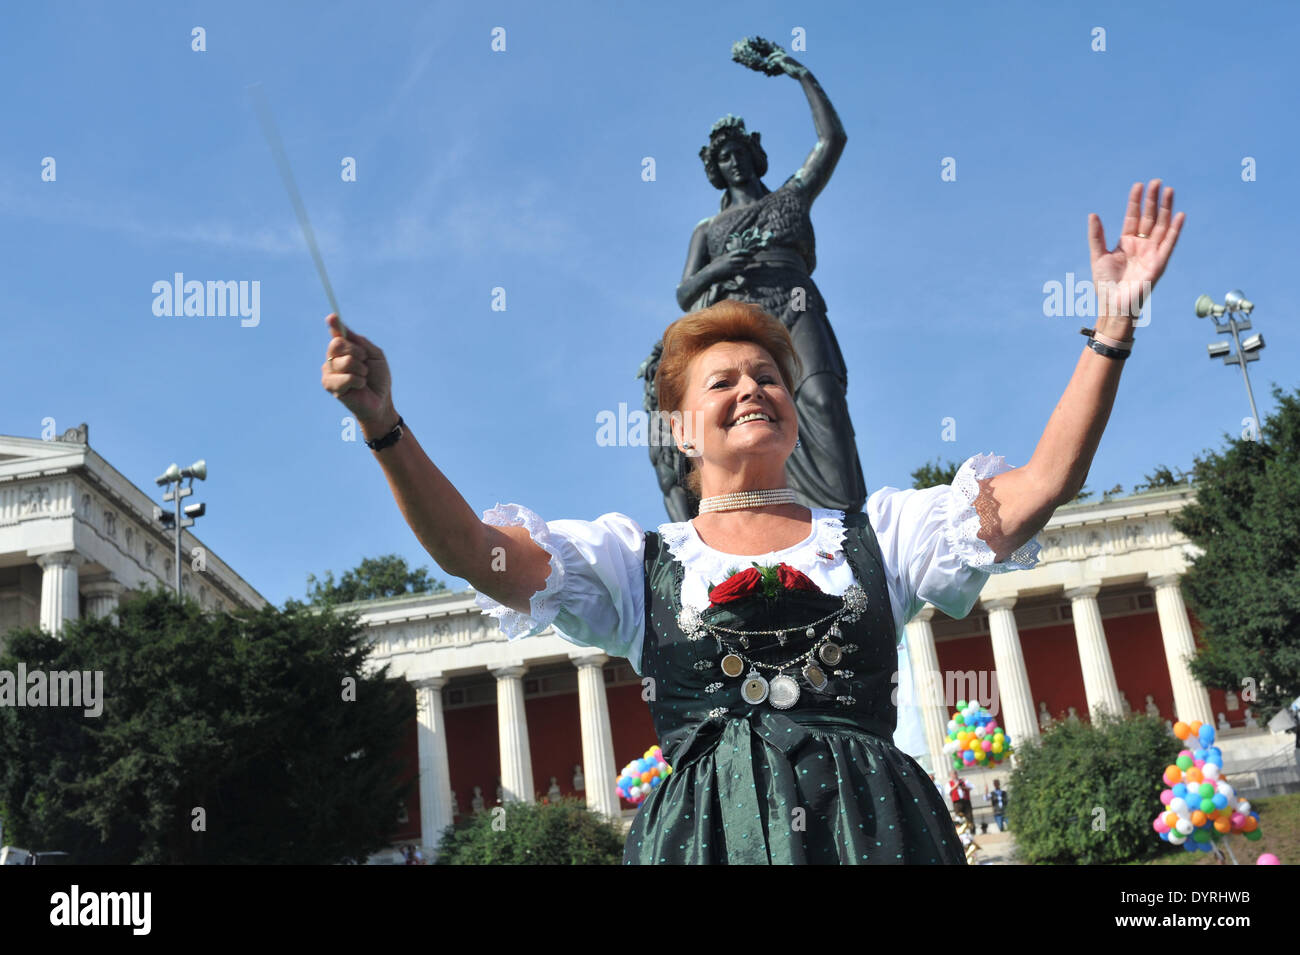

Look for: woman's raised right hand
[321,314,396,433]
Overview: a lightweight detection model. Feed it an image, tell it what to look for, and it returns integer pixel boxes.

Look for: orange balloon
[1189,720,1203,735]
[1173,721,1191,740]
[1191,810,1207,827]
[1214,818,1231,833]
[1185,768,1203,784]
[1164,811,1179,828]
[1243,816,1258,832]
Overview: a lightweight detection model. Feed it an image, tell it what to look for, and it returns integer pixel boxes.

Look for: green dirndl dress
[623,509,965,865]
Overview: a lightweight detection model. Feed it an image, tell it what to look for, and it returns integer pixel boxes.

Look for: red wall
[445,702,500,819]
[524,691,583,799]
[608,683,659,809]
[1019,623,1088,721]
[1103,612,1175,719]
[437,677,659,831]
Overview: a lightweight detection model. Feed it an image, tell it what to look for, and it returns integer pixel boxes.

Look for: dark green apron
[624,510,965,864]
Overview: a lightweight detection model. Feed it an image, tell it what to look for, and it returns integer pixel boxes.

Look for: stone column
[82,578,126,624]
[904,605,950,779]
[1065,583,1123,719]
[983,596,1040,748]
[412,675,454,855]
[490,663,535,804]
[37,551,84,636]
[1147,573,1214,727]
[572,652,621,820]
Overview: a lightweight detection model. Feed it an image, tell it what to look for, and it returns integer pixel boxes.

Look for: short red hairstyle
[655,301,802,497]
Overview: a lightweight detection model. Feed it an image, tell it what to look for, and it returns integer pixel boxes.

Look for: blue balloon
[650,775,661,787]
[1198,725,1215,744]
[1213,794,1228,809]
[1193,748,1206,761]
[1172,783,1188,797]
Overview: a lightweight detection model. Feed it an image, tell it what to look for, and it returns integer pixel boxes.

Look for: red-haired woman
[321,181,1183,863]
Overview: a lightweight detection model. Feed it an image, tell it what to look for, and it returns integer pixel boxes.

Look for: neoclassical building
[0,426,266,647]
[5,425,1288,861]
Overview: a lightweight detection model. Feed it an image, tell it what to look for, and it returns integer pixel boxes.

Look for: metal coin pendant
[802,663,828,690]
[720,653,745,678]
[769,673,801,709]
[741,669,769,705]
[818,642,842,666]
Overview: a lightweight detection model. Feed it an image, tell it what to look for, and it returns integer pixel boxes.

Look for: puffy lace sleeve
[472,503,648,673]
[867,452,1042,625]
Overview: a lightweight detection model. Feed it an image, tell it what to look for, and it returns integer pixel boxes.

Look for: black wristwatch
[364,415,405,451]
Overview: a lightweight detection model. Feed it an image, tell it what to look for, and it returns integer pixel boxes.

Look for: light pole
[153,459,207,600]
[1195,290,1266,439]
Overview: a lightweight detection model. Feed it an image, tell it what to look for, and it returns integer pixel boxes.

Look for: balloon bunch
[942,700,1011,769]
[617,745,672,805]
[1153,720,1262,854]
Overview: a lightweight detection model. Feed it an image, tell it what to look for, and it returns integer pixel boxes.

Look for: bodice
[640,510,899,770]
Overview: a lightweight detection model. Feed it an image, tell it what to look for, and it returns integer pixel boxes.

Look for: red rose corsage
[707,562,824,607]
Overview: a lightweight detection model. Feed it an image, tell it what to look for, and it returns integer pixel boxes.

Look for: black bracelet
[1079,327,1132,361]
[364,415,405,451]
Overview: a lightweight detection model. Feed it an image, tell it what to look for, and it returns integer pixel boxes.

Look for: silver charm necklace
[677,583,869,711]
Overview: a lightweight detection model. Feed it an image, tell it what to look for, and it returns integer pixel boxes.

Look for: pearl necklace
[698,487,798,514]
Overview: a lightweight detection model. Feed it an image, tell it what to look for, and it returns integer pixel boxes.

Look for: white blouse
[472,452,1042,757]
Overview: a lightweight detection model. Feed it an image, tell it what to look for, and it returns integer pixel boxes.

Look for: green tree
[1008,713,1179,864]
[1132,463,1192,493]
[1174,383,1300,719]
[0,586,415,864]
[910,457,961,490]
[304,554,447,607]
[433,796,626,865]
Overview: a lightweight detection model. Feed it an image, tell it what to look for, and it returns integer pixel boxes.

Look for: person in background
[949,772,974,830]
[989,779,1009,832]
[930,773,945,802]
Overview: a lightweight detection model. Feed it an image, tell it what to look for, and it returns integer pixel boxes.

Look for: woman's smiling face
[673,340,797,479]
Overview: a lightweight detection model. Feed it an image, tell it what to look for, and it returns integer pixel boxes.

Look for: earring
[795,438,802,448]
[681,441,695,450]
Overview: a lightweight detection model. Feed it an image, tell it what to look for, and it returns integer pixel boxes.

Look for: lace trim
[472,502,566,638]
[657,507,847,589]
[945,453,1042,573]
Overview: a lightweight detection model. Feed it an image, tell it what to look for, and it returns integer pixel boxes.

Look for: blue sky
[3,1,1296,606]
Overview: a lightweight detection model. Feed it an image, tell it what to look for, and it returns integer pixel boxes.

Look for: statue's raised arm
[732,36,846,202]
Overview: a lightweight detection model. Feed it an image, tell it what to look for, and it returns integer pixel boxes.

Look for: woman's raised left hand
[1088,179,1186,321]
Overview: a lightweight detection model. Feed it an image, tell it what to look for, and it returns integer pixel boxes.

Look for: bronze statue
[639,37,867,522]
